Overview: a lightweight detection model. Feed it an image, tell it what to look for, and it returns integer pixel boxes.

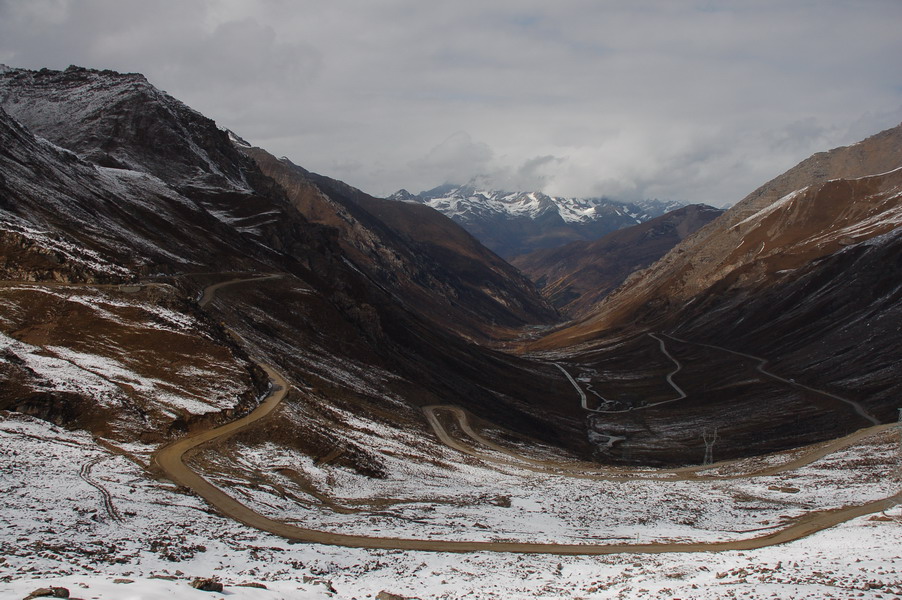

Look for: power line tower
[702,428,718,466]
[895,408,902,481]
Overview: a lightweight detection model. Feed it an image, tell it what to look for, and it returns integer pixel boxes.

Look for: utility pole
[702,428,718,466]
[895,408,902,481]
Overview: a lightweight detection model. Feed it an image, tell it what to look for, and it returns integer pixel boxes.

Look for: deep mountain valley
[2,64,900,467]
[1,65,901,599]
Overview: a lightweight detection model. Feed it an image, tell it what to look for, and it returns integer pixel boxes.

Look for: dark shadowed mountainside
[511,204,723,317]
[525,124,902,463]
[243,147,558,339]
[0,66,586,466]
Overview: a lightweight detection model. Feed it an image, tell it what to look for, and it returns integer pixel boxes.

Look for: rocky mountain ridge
[538,122,902,343]
[0,65,250,192]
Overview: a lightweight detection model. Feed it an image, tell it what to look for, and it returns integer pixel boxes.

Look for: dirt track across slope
[197,273,283,308]
[662,334,880,426]
[423,404,897,480]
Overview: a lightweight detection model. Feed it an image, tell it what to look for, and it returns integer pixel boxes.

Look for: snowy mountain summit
[390,181,684,258]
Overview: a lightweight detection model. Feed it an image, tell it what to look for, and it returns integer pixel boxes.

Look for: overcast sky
[1,1,901,206]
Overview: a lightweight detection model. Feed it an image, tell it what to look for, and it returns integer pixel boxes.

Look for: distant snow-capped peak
[390,182,683,225]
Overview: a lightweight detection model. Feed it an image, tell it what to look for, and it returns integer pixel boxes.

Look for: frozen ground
[197,397,898,546]
[2,409,900,599]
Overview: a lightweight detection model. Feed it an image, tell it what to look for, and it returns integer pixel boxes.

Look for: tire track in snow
[79,457,123,523]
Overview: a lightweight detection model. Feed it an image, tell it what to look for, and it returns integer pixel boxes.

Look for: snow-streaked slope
[397,183,682,225]
[537,122,902,346]
[0,65,253,191]
[0,282,262,438]
[2,408,900,600]
[0,103,284,281]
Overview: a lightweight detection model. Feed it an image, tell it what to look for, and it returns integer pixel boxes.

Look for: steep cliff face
[512,204,723,317]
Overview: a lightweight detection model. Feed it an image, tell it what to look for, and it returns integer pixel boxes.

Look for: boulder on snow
[189,578,223,593]
[24,587,69,599]
[376,592,420,600]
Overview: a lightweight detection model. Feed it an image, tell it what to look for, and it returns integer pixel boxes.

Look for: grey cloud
[2,1,901,205]
[512,155,564,190]
[408,132,494,188]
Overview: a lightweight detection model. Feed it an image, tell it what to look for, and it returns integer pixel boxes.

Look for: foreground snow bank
[1,412,900,599]
[1,575,331,600]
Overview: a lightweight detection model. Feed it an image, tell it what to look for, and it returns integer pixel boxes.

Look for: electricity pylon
[895,409,902,481]
[702,427,718,466]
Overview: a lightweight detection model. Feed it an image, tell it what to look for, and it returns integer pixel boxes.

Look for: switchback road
[151,280,901,555]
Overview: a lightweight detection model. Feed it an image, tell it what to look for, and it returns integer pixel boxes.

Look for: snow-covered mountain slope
[391,182,683,258]
[3,404,900,599]
[0,282,265,440]
[0,65,252,192]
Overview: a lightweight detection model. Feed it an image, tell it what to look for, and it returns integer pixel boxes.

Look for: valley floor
[2,407,900,599]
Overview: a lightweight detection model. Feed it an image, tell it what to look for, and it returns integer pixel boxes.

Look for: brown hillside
[512,205,723,318]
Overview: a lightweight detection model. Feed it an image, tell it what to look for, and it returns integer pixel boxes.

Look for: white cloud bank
[1,0,901,205]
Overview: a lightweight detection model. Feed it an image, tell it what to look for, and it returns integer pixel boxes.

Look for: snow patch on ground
[1,412,900,599]
[0,286,250,417]
[203,401,898,548]
[737,187,808,227]
[0,212,132,277]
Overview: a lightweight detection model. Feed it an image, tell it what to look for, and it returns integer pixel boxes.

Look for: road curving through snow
[151,277,901,555]
[662,333,880,426]
[155,389,901,554]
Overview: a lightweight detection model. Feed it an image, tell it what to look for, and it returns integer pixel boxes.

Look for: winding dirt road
[153,381,901,554]
[555,333,688,414]
[423,404,897,481]
[557,332,879,426]
[662,334,880,426]
[197,273,284,308]
[150,277,901,555]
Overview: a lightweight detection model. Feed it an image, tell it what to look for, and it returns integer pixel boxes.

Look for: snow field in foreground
[1,412,900,599]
